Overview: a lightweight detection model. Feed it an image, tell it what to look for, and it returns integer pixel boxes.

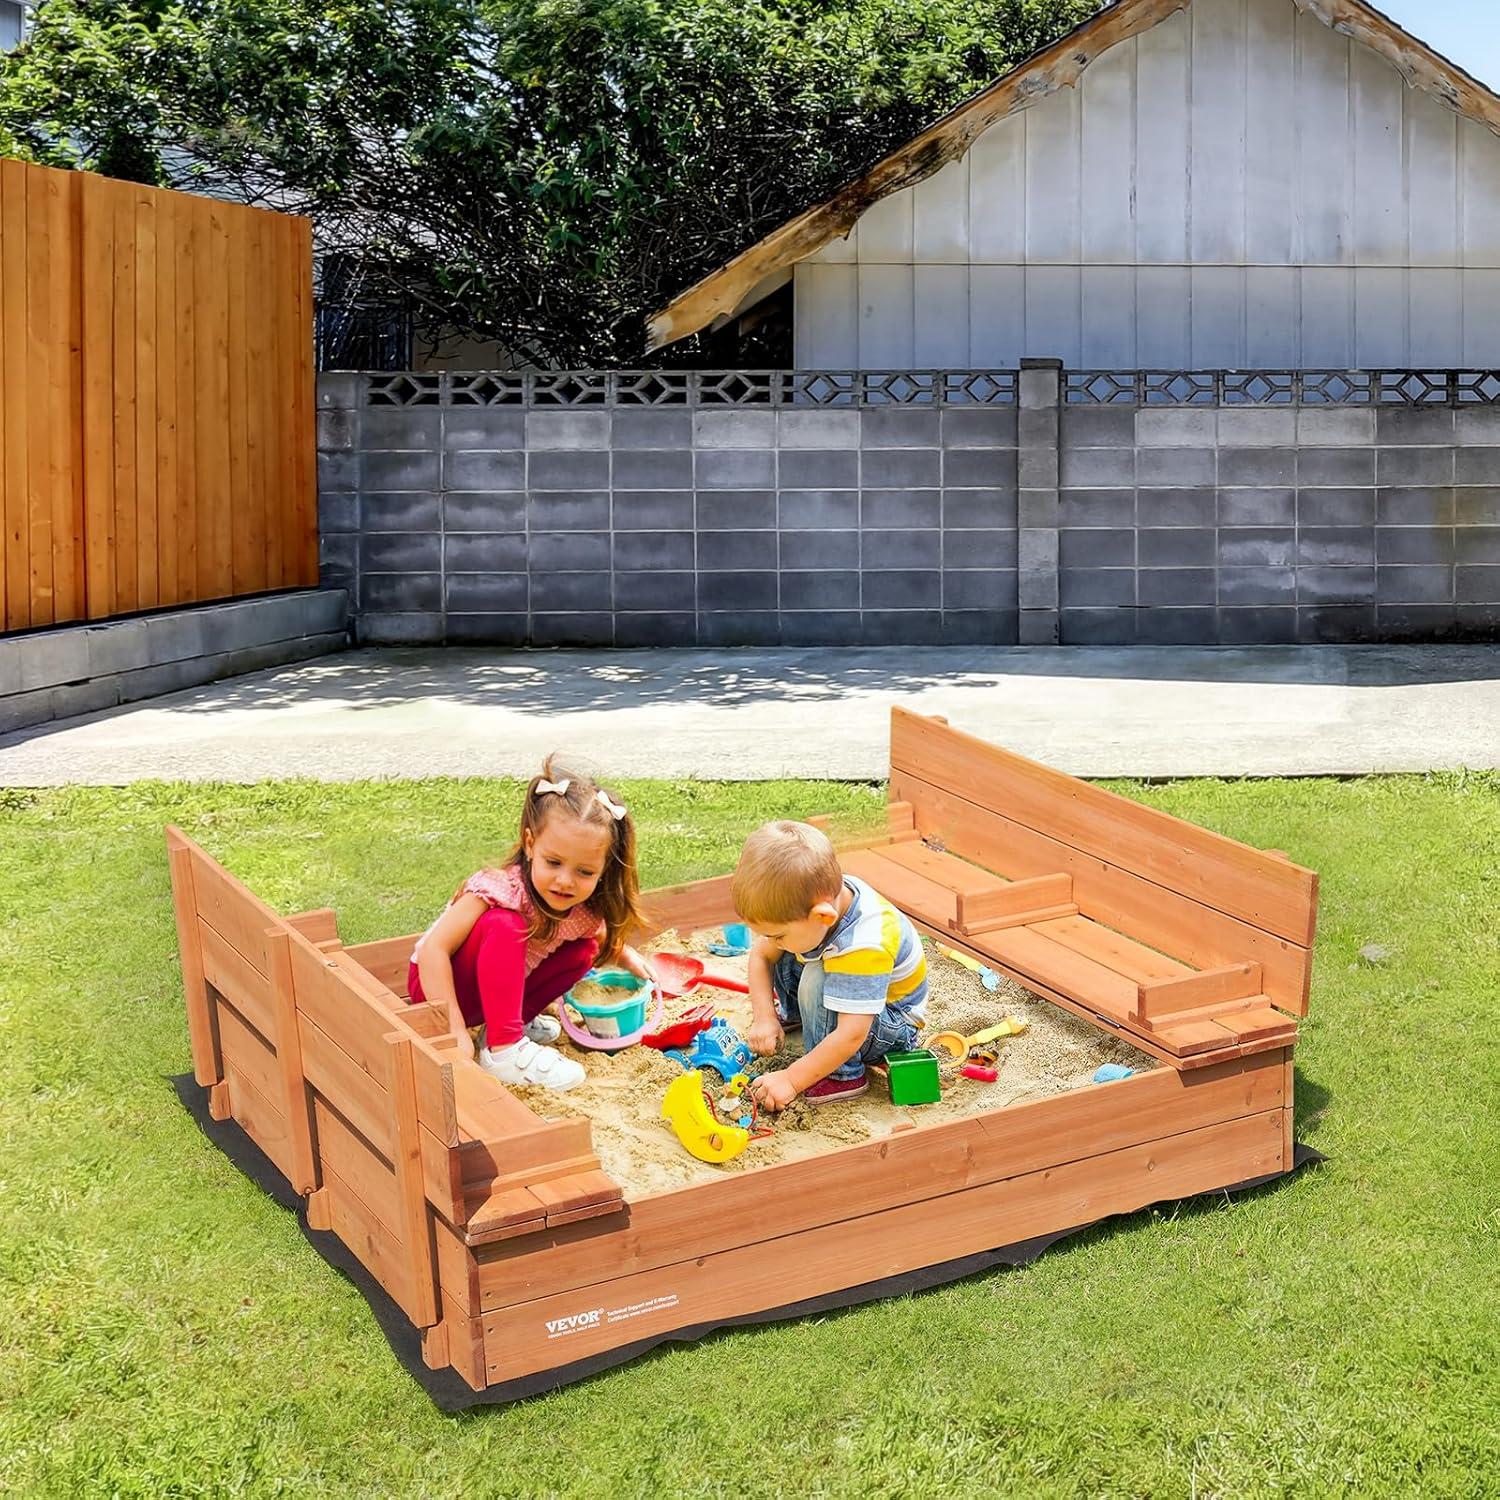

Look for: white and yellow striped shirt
[796,876,928,1020]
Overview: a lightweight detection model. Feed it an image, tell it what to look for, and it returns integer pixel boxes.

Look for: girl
[408,760,648,1090]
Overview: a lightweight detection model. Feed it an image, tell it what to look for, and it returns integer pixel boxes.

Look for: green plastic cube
[885,1050,941,1106]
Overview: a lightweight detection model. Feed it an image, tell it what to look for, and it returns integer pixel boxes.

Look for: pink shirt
[460,865,603,974]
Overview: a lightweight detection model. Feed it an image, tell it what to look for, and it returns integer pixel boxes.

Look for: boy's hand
[750,1070,799,1112]
[746,1015,784,1057]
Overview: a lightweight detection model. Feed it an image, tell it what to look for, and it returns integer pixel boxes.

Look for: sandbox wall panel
[891,709,1319,956]
[477,1051,1284,1311]
[892,770,1313,1014]
[199,920,275,1041]
[482,1109,1284,1382]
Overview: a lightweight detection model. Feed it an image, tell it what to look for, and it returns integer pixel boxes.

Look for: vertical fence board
[1,160,28,631]
[0,161,313,633]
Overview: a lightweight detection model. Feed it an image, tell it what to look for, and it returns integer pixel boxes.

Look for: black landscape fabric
[172,1074,1324,1411]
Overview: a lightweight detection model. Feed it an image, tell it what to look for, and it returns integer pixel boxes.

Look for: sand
[506,927,1153,1199]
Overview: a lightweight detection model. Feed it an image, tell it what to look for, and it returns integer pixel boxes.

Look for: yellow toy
[928,1018,1029,1062]
[662,1069,752,1163]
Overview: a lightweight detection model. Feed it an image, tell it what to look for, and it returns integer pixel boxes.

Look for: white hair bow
[536,777,571,797]
[595,790,627,821]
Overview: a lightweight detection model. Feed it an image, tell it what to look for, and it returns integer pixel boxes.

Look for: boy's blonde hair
[731,820,843,924]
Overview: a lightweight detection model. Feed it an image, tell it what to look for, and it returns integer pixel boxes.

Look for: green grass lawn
[2,774,1496,1497]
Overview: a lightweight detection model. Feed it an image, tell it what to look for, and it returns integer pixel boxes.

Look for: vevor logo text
[545,1308,603,1337]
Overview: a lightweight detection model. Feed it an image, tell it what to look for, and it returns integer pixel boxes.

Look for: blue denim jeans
[772,953,919,1081]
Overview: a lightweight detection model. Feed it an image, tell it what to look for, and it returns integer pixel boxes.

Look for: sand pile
[508,928,1152,1198]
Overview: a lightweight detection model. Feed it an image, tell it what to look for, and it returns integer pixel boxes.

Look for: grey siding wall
[318,369,1500,647]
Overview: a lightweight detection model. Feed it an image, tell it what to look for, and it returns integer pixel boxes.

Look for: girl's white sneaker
[480,1038,586,1090]
[523,1012,562,1044]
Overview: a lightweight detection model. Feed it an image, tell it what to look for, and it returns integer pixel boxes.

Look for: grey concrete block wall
[320,371,1500,647]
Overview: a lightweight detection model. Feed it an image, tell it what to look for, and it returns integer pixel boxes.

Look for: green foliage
[2,774,1497,1493]
[0,0,1099,363]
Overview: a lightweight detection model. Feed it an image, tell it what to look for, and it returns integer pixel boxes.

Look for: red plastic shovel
[648,952,750,1000]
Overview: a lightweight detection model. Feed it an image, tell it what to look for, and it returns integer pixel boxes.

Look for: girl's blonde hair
[506,756,643,963]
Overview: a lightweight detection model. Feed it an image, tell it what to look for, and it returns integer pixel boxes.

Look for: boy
[732,820,927,1109]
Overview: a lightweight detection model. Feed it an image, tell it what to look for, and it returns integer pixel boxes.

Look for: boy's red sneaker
[804,1072,868,1106]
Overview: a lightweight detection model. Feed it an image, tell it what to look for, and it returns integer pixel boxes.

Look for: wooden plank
[25,164,55,624]
[342,935,416,997]
[386,1033,440,1327]
[482,1111,1284,1379]
[226,202,253,595]
[290,214,319,586]
[978,925,1140,1021]
[434,1214,482,1316]
[955,874,1074,933]
[299,1011,395,1162]
[1134,963,1264,1024]
[886,800,914,832]
[268,930,318,1194]
[1282,1047,1296,1166]
[173,192,197,605]
[459,1136,600,1197]
[876,839,1001,896]
[322,1157,418,1322]
[188,844,276,975]
[286,907,339,945]
[639,873,737,940]
[133,187,159,611]
[329,949,402,1011]
[312,1094,402,1239]
[263,214,287,589]
[49,168,84,625]
[78,175,114,621]
[403,1003,449,1041]
[418,1122,467,1227]
[1151,1018,1241,1057]
[890,709,1319,948]
[153,191,179,607]
[198,200,232,599]
[199,918,276,1045]
[528,1169,623,1219]
[892,770,1314,1016]
[1031,914,1191,984]
[840,849,959,928]
[288,931,401,1084]
[441,1291,487,1391]
[478,1051,1285,1310]
[165,828,221,1086]
[0,161,32,630]
[243,209,269,595]
[216,994,282,1108]
[110,178,138,615]
[221,1058,293,1181]
[463,1187,548,1246]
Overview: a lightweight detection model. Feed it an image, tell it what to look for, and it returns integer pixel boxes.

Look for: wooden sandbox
[167,708,1314,1394]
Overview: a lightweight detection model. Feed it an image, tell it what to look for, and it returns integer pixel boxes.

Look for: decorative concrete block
[1060,448,1136,488]
[781,570,861,611]
[143,610,207,667]
[525,491,611,532]
[612,448,694,490]
[445,573,529,613]
[1296,567,1376,604]
[1018,360,1061,410]
[942,530,1017,568]
[1376,565,1453,603]
[1136,488,1214,527]
[319,491,359,533]
[614,571,696,612]
[943,490,1018,528]
[612,530,696,572]
[1138,527,1216,567]
[695,448,777,489]
[1216,408,1296,447]
[1217,607,1297,645]
[777,409,860,449]
[360,532,440,573]
[1456,566,1500,603]
[1220,487,1295,527]
[1376,527,1454,565]
[860,408,940,448]
[526,410,611,450]
[361,573,442,612]
[863,531,940,570]
[860,610,944,647]
[1376,486,1454,526]
[697,610,782,647]
[317,372,363,409]
[1059,407,1135,448]
[358,612,445,646]
[1218,529,1297,568]
[861,569,941,609]
[444,533,528,573]
[1219,567,1296,605]
[1017,446,1059,489]
[530,571,613,613]
[1060,568,1136,608]
[697,529,775,570]
[1298,448,1377,486]
[84,618,150,679]
[529,613,615,647]
[699,570,778,609]
[1296,407,1376,446]
[1058,608,1133,644]
[861,490,941,530]
[611,410,693,449]
[445,613,529,646]
[1375,406,1456,445]
[779,448,860,490]
[1134,607,1217,645]
[943,610,1019,646]
[317,407,357,452]
[442,410,526,449]
[1137,568,1217,607]
[1059,528,1133,568]
[1136,409,1216,447]
[1297,488,1375,526]
[947,449,1018,488]
[1297,604,1377,645]
[942,408,1019,448]
[612,490,695,531]
[318,450,360,492]
[529,449,611,490]
[614,613,697,647]
[1455,408,1500,446]
[528,530,611,572]
[862,448,941,488]
[697,490,777,530]
[444,492,526,532]
[1379,604,1458,639]
[362,492,441,532]
[1456,488,1500,525]
[692,409,775,448]
[362,407,441,449]
[1456,526,1500,564]
[319,533,356,590]
[1059,489,1134,527]
[360,449,439,491]
[1138,448,1217,487]
[1454,447,1500,485]
[780,611,860,646]
[780,529,860,569]
[1377,448,1455,486]
[1018,489,1059,529]
[1219,448,1296,487]
[777,490,858,530]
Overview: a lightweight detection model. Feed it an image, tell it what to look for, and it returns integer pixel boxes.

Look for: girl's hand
[452,1028,477,1063]
[749,1070,798,1112]
[617,945,653,981]
[746,1015,784,1057]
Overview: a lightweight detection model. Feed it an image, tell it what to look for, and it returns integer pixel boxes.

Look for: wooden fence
[0,159,317,634]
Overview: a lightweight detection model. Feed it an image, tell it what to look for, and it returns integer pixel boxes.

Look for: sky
[1365,0,1500,89]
